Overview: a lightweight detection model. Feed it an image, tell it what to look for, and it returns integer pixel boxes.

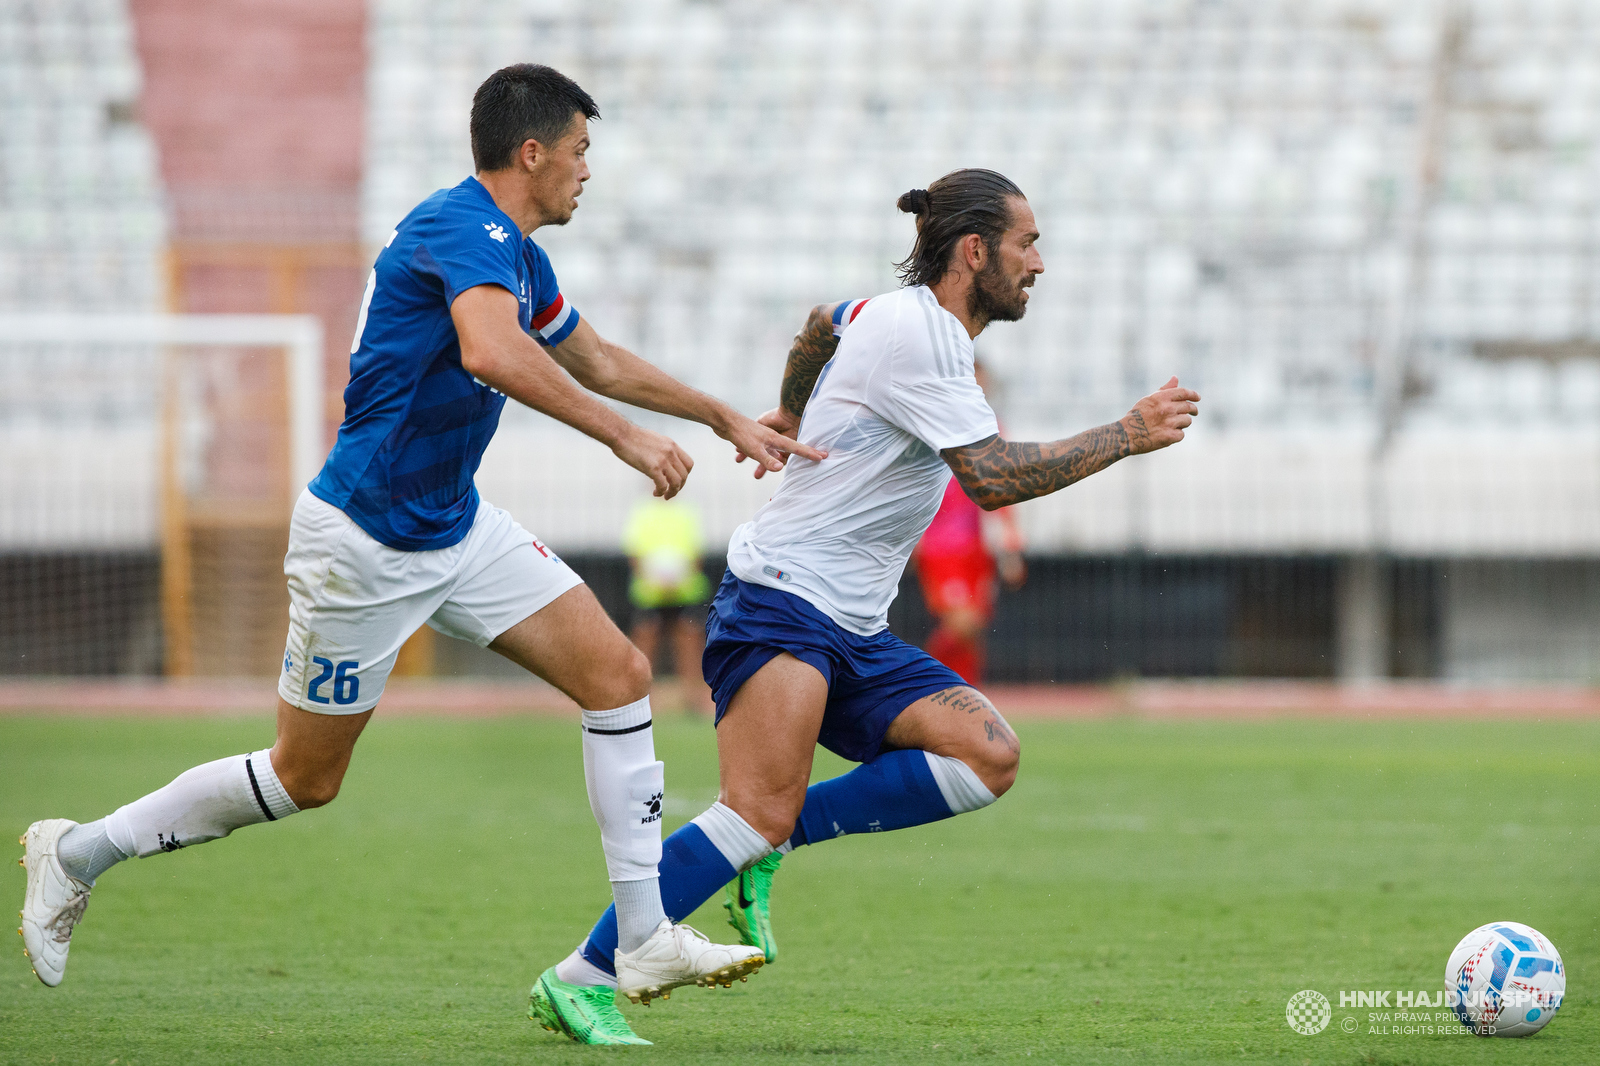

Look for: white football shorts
[277,489,583,714]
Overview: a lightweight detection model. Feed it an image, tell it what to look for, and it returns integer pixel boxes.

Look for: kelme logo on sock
[640,792,663,825]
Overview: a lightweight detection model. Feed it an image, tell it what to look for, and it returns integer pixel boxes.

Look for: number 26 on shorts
[307,657,360,706]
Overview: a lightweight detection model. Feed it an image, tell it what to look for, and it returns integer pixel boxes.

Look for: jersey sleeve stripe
[831,298,870,337]
[533,294,578,345]
[531,293,566,329]
[917,288,953,375]
[934,315,960,372]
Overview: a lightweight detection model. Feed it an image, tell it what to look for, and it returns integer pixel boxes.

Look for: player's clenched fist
[1121,376,1200,454]
[614,424,694,498]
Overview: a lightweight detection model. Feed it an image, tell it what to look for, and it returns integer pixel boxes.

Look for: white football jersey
[726,285,999,634]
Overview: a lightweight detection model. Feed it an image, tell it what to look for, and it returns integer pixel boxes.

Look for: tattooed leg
[907,686,1021,767]
[781,685,1016,852]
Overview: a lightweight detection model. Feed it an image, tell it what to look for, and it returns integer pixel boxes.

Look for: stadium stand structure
[0,0,359,677]
[5,1,1600,681]
[128,0,368,678]
[366,0,1600,679]
[365,0,1600,546]
[0,0,167,673]
[0,0,164,314]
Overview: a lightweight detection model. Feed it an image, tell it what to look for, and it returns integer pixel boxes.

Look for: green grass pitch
[0,713,1595,1064]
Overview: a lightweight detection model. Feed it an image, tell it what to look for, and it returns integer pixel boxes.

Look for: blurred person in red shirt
[912,363,1025,683]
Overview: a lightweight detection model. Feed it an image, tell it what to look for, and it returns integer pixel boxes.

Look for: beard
[969,258,1030,323]
[546,186,580,226]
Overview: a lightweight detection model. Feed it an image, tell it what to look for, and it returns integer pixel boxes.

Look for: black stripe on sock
[244,754,276,821]
[583,719,653,736]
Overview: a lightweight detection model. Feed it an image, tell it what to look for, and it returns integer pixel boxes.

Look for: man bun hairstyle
[897,188,932,216]
[895,169,1025,288]
[471,63,599,172]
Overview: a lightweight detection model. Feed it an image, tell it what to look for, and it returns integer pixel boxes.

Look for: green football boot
[723,852,782,963]
[529,966,651,1046]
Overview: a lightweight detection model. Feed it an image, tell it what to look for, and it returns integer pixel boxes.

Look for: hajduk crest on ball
[1445,921,1565,1037]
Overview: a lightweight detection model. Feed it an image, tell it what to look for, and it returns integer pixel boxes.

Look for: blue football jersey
[309,176,580,551]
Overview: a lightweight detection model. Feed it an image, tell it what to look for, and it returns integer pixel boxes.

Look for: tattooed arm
[941,376,1201,510]
[779,302,845,423]
[736,302,844,478]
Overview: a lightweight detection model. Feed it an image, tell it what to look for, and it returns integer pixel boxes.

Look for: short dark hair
[470,64,599,172]
[895,169,1025,288]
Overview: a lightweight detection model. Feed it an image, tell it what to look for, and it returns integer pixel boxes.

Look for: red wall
[129,0,369,484]
[128,2,373,674]
[130,0,366,230]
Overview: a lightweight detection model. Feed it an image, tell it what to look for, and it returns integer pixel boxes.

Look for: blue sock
[580,822,736,976]
[577,751,960,975]
[789,748,954,847]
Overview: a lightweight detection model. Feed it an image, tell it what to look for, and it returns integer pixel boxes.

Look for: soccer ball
[1445,921,1564,1037]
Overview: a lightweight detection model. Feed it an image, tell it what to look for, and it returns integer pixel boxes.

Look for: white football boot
[614,919,765,1005]
[18,819,92,987]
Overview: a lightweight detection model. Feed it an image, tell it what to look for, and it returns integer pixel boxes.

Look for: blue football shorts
[702,570,967,763]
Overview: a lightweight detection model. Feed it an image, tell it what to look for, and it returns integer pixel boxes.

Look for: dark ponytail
[897,188,932,217]
[895,169,1024,288]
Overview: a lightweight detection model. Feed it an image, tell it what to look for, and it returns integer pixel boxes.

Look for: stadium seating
[7,0,1600,676]
[0,0,166,553]
[0,0,168,672]
[364,0,1600,555]
[0,0,164,314]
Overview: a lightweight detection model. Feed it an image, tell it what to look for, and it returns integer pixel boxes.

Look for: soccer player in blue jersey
[531,169,1202,1044]
[19,65,811,1029]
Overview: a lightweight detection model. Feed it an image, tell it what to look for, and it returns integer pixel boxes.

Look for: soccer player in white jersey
[531,169,1201,1043]
[17,65,803,1039]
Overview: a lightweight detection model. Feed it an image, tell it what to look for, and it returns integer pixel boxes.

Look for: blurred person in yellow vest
[623,495,713,713]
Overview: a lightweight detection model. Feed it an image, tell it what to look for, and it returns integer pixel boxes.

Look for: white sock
[103,749,300,858]
[923,751,998,814]
[556,944,617,989]
[691,801,773,871]
[611,877,665,954]
[56,819,129,884]
[580,697,667,954]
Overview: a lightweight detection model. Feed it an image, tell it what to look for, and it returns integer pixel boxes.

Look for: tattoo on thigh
[931,687,997,716]
[983,716,1020,754]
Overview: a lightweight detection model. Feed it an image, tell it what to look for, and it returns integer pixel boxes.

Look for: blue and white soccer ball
[1445,921,1564,1037]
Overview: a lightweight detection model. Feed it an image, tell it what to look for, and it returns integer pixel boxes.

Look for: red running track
[2,679,1598,719]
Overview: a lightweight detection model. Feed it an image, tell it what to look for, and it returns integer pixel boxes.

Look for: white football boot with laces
[614,918,765,1005]
[18,819,92,987]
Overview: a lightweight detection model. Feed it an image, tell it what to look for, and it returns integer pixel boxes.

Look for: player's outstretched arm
[549,317,824,475]
[736,302,843,479]
[941,377,1200,511]
[454,284,692,498]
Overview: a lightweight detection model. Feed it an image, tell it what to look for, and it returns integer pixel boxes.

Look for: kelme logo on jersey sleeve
[483,222,509,242]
